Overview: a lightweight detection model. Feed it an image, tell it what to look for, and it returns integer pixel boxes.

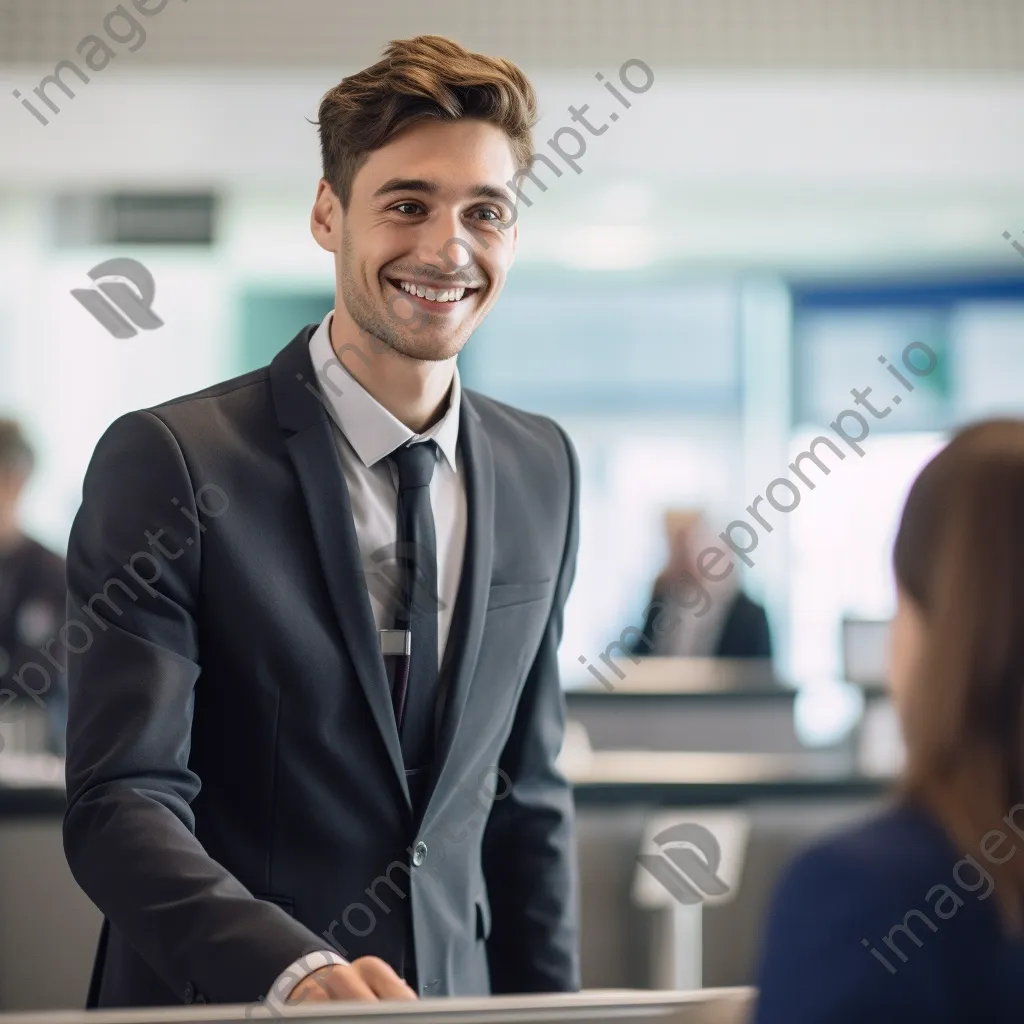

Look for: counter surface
[0,750,892,816]
[567,749,893,806]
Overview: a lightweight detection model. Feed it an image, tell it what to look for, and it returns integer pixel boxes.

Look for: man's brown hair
[315,35,538,208]
[894,418,1024,931]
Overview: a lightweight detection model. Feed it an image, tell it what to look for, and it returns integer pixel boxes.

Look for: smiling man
[63,35,580,1010]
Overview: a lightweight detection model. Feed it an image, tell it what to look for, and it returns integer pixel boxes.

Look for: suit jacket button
[183,982,194,1003]
[412,841,428,866]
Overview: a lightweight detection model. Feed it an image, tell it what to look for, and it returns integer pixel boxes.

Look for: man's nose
[412,211,483,277]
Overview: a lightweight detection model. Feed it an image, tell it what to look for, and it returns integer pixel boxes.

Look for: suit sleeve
[481,422,581,994]
[753,841,948,1024]
[63,411,329,1006]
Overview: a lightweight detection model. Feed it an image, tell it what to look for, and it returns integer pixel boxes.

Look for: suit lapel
[269,328,409,807]
[427,394,495,814]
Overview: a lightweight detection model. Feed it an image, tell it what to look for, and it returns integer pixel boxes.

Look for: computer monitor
[842,618,891,688]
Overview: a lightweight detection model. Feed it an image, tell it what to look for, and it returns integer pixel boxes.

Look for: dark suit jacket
[754,802,1024,1024]
[62,324,581,1008]
[631,589,772,659]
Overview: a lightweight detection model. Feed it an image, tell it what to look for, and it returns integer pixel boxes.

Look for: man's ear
[310,178,341,253]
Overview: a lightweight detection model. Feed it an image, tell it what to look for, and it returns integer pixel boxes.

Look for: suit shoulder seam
[134,411,203,560]
[149,371,270,412]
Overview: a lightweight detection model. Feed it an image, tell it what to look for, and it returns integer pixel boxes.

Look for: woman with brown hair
[754,419,1024,1023]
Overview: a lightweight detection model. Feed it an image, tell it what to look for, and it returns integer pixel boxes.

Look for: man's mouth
[385,277,482,313]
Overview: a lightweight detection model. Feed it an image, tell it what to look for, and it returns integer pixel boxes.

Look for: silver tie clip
[379,629,412,656]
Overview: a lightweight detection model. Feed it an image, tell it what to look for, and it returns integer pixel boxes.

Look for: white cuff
[266,950,348,1010]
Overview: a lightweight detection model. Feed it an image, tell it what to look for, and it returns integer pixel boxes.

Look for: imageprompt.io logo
[636,822,730,904]
[71,258,164,339]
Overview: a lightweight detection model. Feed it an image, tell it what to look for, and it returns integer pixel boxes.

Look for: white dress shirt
[266,312,467,1007]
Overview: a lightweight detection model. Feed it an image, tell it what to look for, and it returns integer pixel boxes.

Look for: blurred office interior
[0,0,1023,1014]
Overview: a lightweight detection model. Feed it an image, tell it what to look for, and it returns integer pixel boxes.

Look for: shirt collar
[307,311,461,471]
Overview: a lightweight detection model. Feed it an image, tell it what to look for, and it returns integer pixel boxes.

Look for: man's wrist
[266,950,348,1009]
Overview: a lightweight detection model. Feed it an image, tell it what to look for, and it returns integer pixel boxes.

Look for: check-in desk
[0,772,763,1021]
[0,990,756,1024]
[0,658,897,1012]
[0,758,102,1013]
[0,752,874,1015]
[564,660,819,757]
[566,735,893,992]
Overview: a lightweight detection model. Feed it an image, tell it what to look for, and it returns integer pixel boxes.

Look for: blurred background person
[0,418,67,754]
[753,419,1024,1024]
[628,509,772,659]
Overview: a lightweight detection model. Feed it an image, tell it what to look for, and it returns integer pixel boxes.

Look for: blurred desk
[0,704,54,762]
[0,753,65,815]
[567,748,891,992]
[565,659,816,757]
[0,759,101,1013]
[0,782,65,817]
[0,747,892,1011]
[567,749,891,806]
[571,658,782,694]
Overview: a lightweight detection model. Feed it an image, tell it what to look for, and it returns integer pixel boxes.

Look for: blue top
[753,801,1024,1023]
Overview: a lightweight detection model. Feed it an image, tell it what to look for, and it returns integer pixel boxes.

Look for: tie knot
[391,440,438,491]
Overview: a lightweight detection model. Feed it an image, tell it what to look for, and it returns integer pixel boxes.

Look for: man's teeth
[398,281,468,302]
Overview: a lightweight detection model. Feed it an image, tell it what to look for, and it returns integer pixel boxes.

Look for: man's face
[665,514,704,579]
[314,118,520,362]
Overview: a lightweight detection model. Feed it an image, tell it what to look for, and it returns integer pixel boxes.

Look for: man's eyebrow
[468,183,516,206]
[372,178,516,206]
[372,178,438,198]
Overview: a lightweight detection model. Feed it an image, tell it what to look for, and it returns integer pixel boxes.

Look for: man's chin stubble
[362,318,468,363]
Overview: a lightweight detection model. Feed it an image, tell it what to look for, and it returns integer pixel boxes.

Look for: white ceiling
[1,0,1023,273]
[1,0,1023,69]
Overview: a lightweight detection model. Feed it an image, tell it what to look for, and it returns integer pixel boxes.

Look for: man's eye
[473,207,504,223]
[393,202,423,216]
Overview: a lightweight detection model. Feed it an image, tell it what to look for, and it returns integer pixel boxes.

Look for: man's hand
[287,958,418,1003]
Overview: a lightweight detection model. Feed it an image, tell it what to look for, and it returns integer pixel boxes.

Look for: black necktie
[388,440,440,780]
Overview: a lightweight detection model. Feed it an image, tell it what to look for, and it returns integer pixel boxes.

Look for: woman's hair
[315,35,538,209]
[893,418,1024,929]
